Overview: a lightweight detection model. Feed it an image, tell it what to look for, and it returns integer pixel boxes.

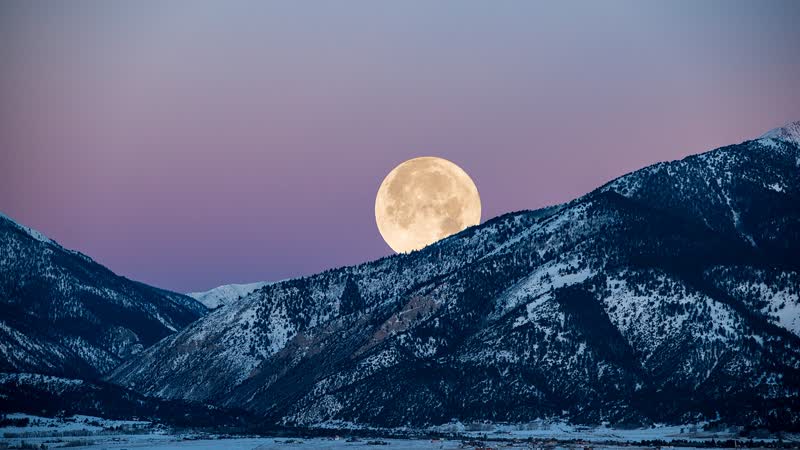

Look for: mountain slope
[0,214,207,378]
[760,120,800,146]
[0,373,253,427]
[188,281,270,310]
[109,122,800,429]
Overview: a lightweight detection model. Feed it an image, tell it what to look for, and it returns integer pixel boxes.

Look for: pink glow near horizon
[1,1,799,292]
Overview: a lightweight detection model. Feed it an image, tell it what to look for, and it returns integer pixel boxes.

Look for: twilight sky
[1,1,799,293]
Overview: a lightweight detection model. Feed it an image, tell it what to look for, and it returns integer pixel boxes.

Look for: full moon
[375,156,481,253]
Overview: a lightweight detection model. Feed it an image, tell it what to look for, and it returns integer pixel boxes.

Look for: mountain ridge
[108,122,800,429]
[188,281,271,310]
[0,213,208,379]
[759,120,800,146]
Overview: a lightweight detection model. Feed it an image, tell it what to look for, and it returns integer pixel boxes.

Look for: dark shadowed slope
[0,373,253,427]
[0,214,207,379]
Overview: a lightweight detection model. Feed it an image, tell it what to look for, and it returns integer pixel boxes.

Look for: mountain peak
[187,281,270,309]
[759,120,800,145]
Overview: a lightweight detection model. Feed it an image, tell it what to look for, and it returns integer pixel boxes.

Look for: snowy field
[0,435,757,450]
[2,414,794,449]
[1,435,465,450]
[429,420,736,442]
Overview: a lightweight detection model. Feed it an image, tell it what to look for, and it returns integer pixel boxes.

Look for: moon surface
[375,156,481,253]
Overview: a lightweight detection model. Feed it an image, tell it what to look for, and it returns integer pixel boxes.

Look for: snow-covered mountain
[760,120,800,146]
[0,214,207,378]
[188,281,270,310]
[109,122,800,430]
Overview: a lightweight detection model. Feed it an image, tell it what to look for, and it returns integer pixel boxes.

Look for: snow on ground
[187,281,270,309]
[0,435,757,450]
[0,413,153,435]
[0,212,56,245]
[0,432,783,449]
[431,420,751,443]
[0,435,465,450]
[1,414,793,449]
[759,120,800,146]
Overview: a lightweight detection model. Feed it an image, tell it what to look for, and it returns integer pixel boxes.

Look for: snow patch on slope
[709,267,800,337]
[759,120,800,146]
[0,212,56,245]
[497,259,594,316]
[187,281,270,309]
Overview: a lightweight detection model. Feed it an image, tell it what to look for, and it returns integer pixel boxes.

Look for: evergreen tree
[339,276,364,315]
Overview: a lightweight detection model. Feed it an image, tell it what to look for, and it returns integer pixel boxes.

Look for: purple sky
[1,1,799,293]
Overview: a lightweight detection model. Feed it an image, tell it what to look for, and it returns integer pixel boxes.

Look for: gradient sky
[1,1,799,293]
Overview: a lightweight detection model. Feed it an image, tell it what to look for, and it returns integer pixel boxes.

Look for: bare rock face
[107,125,800,429]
